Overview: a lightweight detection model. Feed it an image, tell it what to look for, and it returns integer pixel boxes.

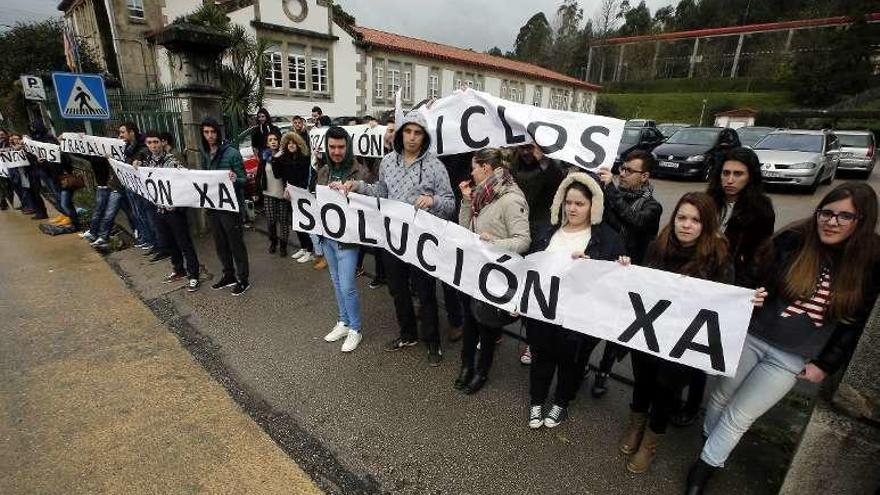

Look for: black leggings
[459,293,502,374]
[527,319,599,408]
[630,351,689,433]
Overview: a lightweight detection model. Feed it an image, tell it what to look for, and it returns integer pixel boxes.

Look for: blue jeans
[59,189,78,225]
[701,334,807,467]
[90,188,123,239]
[310,234,324,256]
[323,239,361,332]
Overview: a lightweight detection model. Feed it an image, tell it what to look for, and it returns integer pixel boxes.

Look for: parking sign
[20,75,46,101]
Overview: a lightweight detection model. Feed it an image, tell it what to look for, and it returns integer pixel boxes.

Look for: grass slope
[599,92,795,124]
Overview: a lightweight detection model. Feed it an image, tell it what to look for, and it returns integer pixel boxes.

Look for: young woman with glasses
[686,182,880,494]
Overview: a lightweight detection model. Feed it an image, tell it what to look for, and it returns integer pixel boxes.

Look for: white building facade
[156,0,599,119]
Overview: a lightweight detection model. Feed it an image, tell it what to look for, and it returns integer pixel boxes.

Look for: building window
[475,78,483,91]
[287,49,306,91]
[389,68,400,96]
[375,65,384,98]
[264,50,283,89]
[311,49,328,93]
[127,0,144,19]
[429,74,439,99]
[533,86,543,106]
[500,82,508,99]
[403,70,411,101]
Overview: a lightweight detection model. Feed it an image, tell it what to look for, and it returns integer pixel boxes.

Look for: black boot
[591,372,609,398]
[464,372,487,394]
[454,366,473,390]
[685,459,716,495]
[268,237,277,254]
[279,243,288,257]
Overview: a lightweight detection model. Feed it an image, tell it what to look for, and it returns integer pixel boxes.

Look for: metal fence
[106,85,186,150]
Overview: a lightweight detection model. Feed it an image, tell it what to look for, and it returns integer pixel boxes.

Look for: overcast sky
[2,0,674,51]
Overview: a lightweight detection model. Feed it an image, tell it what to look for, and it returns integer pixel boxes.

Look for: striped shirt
[781,266,831,327]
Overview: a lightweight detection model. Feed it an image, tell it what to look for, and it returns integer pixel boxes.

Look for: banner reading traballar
[289,185,754,377]
[109,159,240,212]
[60,133,126,160]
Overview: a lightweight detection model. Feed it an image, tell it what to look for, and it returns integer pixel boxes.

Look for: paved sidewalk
[0,210,322,495]
[104,220,801,495]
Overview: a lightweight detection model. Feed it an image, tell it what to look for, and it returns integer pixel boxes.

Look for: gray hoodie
[357,111,454,220]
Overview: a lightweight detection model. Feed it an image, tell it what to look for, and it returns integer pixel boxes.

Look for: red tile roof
[715,108,758,117]
[352,26,601,91]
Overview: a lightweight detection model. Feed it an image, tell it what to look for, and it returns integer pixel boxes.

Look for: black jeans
[459,293,502,374]
[680,368,708,415]
[382,251,439,344]
[295,231,314,252]
[208,209,249,282]
[442,282,464,327]
[358,247,385,280]
[598,341,629,374]
[527,319,599,408]
[630,350,689,434]
[156,209,200,279]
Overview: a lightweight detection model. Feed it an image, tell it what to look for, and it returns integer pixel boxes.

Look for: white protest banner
[289,185,754,376]
[109,159,240,212]
[22,137,61,163]
[308,124,387,166]
[412,88,625,170]
[59,133,126,161]
[0,147,30,168]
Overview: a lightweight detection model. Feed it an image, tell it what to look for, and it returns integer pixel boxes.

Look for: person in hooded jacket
[199,118,251,296]
[527,172,627,430]
[338,111,455,366]
[318,126,372,353]
[620,192,735,475]
[686,182,879,495]
[454,148,531,394]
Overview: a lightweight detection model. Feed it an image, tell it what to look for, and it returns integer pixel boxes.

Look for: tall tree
[486,46,504,57]
[652,5,674,32]
[513,12,553,64]
[618,1,652,36]
[550,0,585,75]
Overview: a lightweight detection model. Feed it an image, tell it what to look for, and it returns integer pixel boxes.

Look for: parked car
[331,116,363,126]
[752,129,841,193]
[651,127,740,179]
[736,126,777,148]
[234,122,294,198]
[624,119,657,128]
[613,126,666,174]
[834,130,877,178]
[656,122,691,138]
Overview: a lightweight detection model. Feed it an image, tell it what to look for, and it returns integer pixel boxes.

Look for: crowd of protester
[2,104,878,494]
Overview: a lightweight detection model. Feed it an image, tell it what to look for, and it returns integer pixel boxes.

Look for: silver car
[752,129,841,193]
[835,130,877,178]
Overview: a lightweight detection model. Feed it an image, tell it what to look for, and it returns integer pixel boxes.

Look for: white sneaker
[341,330,362,352]
[78,230,92,239]
[290,248,306,260]
[90,237,108,247]
[297,252,314,263]
[324,321,349,342]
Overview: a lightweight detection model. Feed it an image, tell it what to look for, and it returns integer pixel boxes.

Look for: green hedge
[597,92,795,124]
[601,78,791,94]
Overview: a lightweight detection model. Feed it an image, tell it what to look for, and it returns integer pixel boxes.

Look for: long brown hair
[782,182,879,321]
[280,131,309,158]
[653,192,729,279]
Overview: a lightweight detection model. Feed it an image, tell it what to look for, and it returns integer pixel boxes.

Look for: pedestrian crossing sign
[52,72,110,120]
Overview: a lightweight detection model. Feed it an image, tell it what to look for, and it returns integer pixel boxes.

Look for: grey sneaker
[186,278,200,292]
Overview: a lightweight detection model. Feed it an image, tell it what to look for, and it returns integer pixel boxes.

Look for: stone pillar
[585,46,595,82]
[150,24,231,233]
[614,44,626,82]
[688,38,701,78]
[730,34,745,78]
[780,300,880,494]
[651,41,661,79]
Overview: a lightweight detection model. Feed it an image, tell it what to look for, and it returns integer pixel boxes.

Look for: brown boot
[626,428,662,474]
[619,412,648,455]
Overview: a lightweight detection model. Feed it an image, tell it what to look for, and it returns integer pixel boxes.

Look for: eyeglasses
[620,165,646,175]
[816,209,860,226]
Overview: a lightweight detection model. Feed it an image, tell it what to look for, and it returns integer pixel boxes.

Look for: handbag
[471,299,519,328]
[59,172,85,191]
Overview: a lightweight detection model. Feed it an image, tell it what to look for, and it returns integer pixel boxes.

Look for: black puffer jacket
[749,227,880,374]
[603,183,662,265]
[721,194,776,288]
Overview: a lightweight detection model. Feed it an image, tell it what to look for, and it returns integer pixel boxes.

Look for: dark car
[612,126,666,174]
[651,127,740,180]
[331,116,363,126]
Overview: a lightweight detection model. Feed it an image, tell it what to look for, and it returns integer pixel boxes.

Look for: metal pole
[730,34,745,78]
[699,98,707,126]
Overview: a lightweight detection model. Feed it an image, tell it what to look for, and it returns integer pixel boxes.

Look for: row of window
[127,0,144,20]
[374,60,415,102]
[264,46,329,94]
